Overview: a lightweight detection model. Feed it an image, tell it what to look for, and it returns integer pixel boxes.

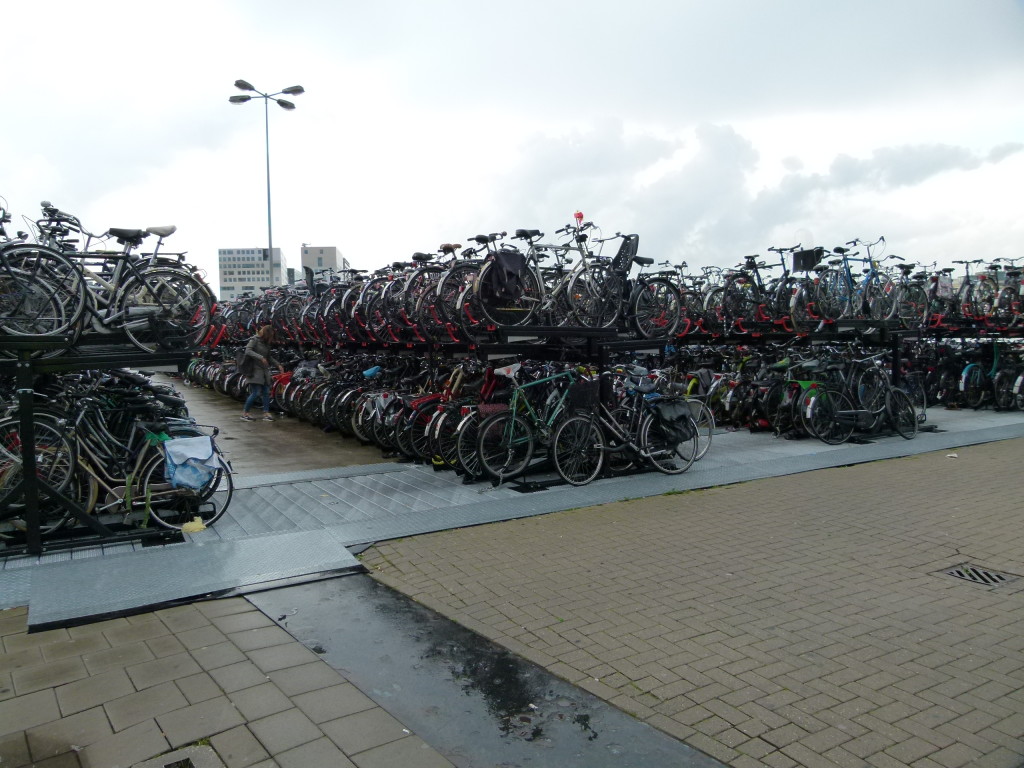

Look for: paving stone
[155,604,213,633]
[228,682,293,721]
[0,731,30,767]
[227,626,295,652]
[0,610,28,639]
[12,657,88,696]
[176,624,230,650]
[126,652,202,690]
[196,598,254,618]
[209,661,272,693]
[156,695,246,749]
[192,641,249,671]
[176,671,223,704]
[0,646,44,675]
[209,724,270,768]
[0,689,59,736]
[102,619,169,647]
[246,643,319,674]
[104,681,189,732]
[291,683,376,724]
[79,718,169,768]
[320,708,409,756]
[210,611,275,634]
[26,706,112,759]
[267,662,346,697]
[248,708,323,755]
[39,633,110,662]
[80,642,154,675]
[23,752,82,767]
[145,633,187,658]
[3,627,70,654]
[67,616,130,638]
[55,668,135,716]
[275,736,356,768]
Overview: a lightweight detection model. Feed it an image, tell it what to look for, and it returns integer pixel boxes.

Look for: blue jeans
[244,384,271,414]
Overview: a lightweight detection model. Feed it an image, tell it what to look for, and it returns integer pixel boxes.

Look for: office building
[217,247,284,300]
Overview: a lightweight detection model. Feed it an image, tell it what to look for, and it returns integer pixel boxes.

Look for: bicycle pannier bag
[651,400,696,444]
[490,250,528,302]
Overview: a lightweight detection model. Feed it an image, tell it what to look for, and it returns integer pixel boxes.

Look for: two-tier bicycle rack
[0,334,194,556]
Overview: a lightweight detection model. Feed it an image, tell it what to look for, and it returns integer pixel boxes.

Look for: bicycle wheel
[0,268,68,337]
[568,263,623,329]
[805,388,856,445]
[867,277,897,321]
[454,412,483,478]
[0,244,87,335]
[476,412,535,481]
[638,411,697,475]
[961,366,987,409]
[886,388,918,439]
[135,450,232,530]
[993,369,1018,411]
[856,367,889,410]
[897,284,928,327]
[0,417,77,511]
[476,261,542,328]
[631,278,681,338]
[686,399,715,461]
[117,268,214,352]
[972,279,996,318]
[551,414,604,486]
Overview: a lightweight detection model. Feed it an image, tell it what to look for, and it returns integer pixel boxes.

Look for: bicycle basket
[792,247,824,272]
[567,380,601,409]
[478,403,509,417]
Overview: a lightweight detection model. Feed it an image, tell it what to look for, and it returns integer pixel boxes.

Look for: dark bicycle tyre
[476,412,535,481]
[961,365,987,409]
[638,411,697,475]
[568,263,624,329]
[117,268,215,353]
[897,284,929,327]
[137,451,232,530]
[856,366,889,411]
[992,369,1019,411]
[454,412,484,478]
[551,414,604,486]
[475,261,542,328]
[806,388,856,445]
[631,278,682,339]
[886,389,919,439]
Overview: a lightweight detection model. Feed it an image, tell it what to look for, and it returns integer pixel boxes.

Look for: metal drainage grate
[942,564,1019,587]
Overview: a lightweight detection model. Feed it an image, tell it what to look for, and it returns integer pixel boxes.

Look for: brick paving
[362,438,1024,768]
[0,598,454,768]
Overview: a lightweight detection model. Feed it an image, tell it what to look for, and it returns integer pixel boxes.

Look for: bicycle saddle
[494,363,522,378]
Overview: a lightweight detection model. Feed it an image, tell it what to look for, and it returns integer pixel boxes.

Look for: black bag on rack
[489,250,528,302]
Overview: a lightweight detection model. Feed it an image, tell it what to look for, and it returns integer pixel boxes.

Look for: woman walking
[240,325,281,421]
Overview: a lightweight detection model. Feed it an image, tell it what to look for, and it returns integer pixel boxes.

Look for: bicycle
[550,367,699,485]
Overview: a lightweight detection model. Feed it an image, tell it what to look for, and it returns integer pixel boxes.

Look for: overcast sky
[4,0,1023,297]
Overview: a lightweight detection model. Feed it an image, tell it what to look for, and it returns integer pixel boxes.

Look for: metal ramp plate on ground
[4,407,1024,628]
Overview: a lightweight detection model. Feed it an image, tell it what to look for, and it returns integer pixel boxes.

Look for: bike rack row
[0,334,194,556]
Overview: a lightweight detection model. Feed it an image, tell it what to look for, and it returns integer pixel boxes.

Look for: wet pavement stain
[249,574,723,768]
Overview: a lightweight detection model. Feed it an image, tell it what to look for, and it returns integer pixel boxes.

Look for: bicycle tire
[687,399,715,461]
[551,414,604,486]
[454,412,483,478]
[117,268,214,353]
[568,263,623,329]
[961,365,987,409]
[805,388,856,445]
[476,412,535,481]
[136,450,232,530]
[475,260,542,328]
[638,411,697,475]
[886,388,919,439]
[631,278,681,339]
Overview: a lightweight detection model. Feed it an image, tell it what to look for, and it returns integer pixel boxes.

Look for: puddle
[249,575,722,768]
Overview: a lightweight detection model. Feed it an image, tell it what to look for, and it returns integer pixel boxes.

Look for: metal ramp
[4,407,1024,628]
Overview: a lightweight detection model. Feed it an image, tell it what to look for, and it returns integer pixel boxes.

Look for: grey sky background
[4,0,1023,296]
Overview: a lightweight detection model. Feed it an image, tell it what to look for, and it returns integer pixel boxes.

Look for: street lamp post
[229,79,304,275]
